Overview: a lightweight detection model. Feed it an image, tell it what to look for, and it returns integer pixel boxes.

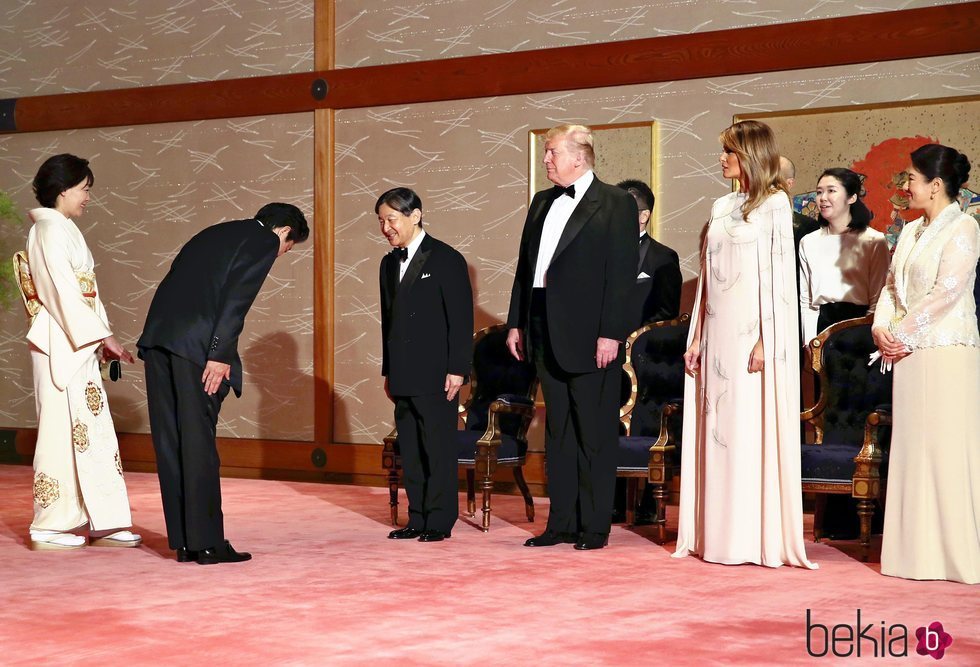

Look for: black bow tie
[392,247,408,262]
[553,184,575,199]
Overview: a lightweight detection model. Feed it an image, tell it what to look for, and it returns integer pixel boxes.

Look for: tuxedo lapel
[637,234,651,274]
[551,180,600,263]
[393,234,433,319]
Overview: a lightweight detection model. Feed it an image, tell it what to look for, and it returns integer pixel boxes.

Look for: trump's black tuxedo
[138,218,279,551]
[631,233,682,329]
[381,233,473,533]
[507,176,637,538]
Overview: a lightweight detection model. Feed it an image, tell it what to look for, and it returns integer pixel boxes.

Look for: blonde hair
[720,120,787,217]
[546,124,595,167]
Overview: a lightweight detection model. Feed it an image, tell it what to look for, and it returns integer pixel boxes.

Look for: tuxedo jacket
[507,177,638,373]
[630,233,682,329]
[380,233,474,397]
[137,219,278,397]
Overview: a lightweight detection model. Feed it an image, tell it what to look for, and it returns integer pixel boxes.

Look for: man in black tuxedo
[137,203,309,564]
[507,124,637,550]
[617,179,681,329]
[378,187,473,543]
[613,179,681,524]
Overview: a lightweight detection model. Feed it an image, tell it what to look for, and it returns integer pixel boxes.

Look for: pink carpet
[1,464,977,665]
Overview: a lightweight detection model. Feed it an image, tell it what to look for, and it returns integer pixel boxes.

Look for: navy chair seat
[617,436,656,471]
[801,442,890,484]
[455,430,525,465]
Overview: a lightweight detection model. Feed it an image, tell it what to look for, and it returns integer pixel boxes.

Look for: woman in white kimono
[674,121,816,569]
[24,154,140,551]
[873,144,980,584]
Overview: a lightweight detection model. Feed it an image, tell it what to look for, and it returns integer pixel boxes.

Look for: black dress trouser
[143,347,229,551]
[393,392,460,534]
[530,289,621,537]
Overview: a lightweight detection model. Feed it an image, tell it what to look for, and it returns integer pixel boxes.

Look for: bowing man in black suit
[507,125,638,550]
[378,188,474,543]
[617,179,682,329]
[137,203,309,564]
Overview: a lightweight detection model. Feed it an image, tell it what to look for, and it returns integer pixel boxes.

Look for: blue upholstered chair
[382,324,538,531]
[616,314,689,542]
[801,314,892,561]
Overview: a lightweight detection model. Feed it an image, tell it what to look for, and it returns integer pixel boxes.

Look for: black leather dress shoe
[524,530,577,547]
[388,527,424,540]
[175,547,199,563]
[196,540,252,565]
[418,529,451,542]
[574,532,608,550]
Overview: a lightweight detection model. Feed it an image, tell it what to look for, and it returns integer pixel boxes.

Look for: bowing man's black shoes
[388,527,424,540]
[175,547,199,563]
[574,532,608,550]
[418,529,450,542]
[196,540,252,565]
[524,530,578,547]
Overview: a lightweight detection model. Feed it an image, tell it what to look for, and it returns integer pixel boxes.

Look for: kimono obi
[13,250,97,324]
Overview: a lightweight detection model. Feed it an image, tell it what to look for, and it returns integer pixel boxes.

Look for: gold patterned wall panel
[333,54,980,445]
[334,0,967,68]
[0,0,313,97]
[0,113,315,440]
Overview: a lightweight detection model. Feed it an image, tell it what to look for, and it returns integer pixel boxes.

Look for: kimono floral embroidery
[33,472,60,508]
[85,382,103,415]
[72,419,90,453]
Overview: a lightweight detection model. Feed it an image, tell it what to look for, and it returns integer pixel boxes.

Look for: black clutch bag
[100,359,122,382]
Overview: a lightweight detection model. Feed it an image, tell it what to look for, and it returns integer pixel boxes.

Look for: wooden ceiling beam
[1,2,977,133]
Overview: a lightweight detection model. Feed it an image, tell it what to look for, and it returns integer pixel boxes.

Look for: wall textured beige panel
[333,54,980,445]
[0,113,315,440]
[334,0,967,68]
[0,0,313,97]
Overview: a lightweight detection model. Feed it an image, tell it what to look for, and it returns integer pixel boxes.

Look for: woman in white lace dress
[873,144,980,583]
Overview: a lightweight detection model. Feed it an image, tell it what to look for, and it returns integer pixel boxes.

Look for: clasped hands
[871,326,911,366]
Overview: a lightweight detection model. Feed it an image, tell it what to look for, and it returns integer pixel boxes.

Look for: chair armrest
[496,393,534,408]
[381,427,399,470]
[481,397,536,443]
[857,407,892,461]
[652,400,683,451]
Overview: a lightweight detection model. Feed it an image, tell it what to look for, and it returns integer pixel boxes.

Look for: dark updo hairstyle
[375,187,423,227]
[32,153,94,208]
[910,143,972,200]
[817,167,872,232]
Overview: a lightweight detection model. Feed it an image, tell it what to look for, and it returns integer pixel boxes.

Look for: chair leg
[387,467,400,526]
[857,498,875,563]
[480,472,493,533]
[812,494,828,542]
[513,467,534,522]
[625,477,638,527]
[465,468,476,517]
[652,482,668,544]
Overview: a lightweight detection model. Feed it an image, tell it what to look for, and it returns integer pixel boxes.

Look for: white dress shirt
[533,170,594,288]
[400,229,426,281]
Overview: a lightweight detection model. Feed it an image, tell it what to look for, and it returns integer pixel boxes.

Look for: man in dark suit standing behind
[617,179,682,328]
[138,203,309,564]
[378,187,473,543]
[507,124,638,550]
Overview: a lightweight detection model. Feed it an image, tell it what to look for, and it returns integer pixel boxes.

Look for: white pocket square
[637,271,651,279]
[421,273,432,280]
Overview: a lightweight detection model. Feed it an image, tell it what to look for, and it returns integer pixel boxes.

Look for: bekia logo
[806,610,955,660]
[916,622,953,660]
